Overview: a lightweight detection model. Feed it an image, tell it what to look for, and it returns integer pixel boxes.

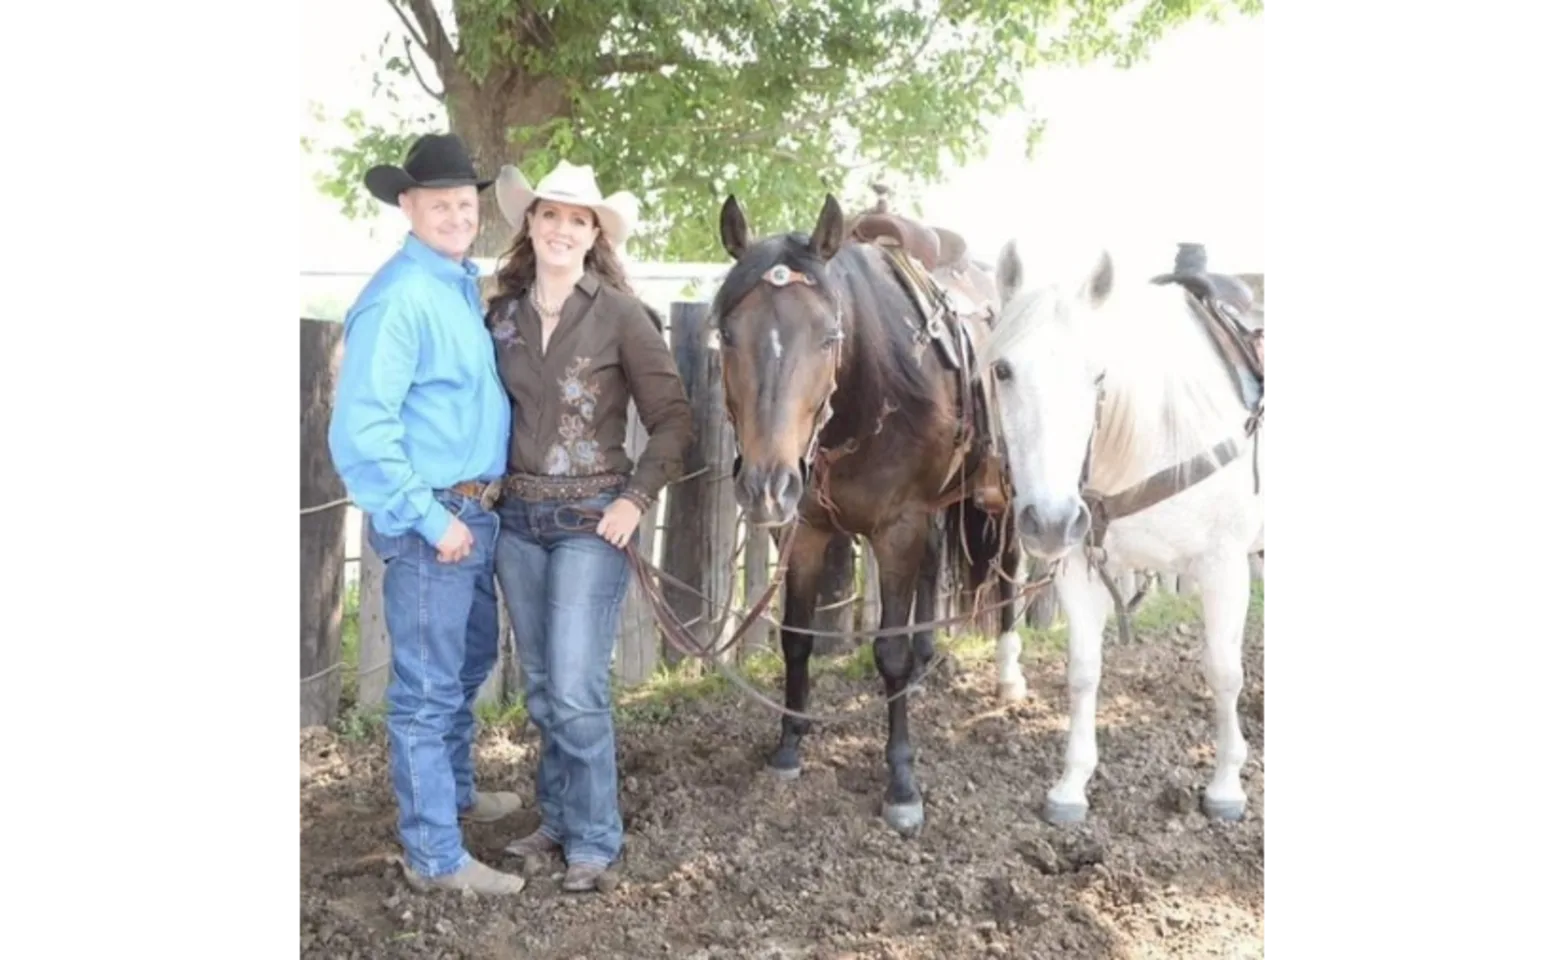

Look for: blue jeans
[494,491,631,867]
[366,490,501,879]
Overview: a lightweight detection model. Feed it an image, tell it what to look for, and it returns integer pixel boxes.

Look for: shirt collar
[526,270,602,299]
[400,232,480,284]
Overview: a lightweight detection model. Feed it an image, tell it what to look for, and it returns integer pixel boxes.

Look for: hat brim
[364,165,494,206]
[496,166,640,248]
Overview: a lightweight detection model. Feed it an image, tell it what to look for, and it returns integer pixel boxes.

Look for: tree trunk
[443,69,572,259]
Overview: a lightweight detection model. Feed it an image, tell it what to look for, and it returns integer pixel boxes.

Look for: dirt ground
[301,604,1263,959]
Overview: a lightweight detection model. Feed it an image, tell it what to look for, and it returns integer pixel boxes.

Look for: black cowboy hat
[364,133,494,206]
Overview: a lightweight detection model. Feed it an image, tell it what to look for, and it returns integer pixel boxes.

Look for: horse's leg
[1194,548,1252,821]
[1043,551,1111,825]
[907,523,941,694]
[995,533,1027,703]
[870,514,931,836]
[768,523,832,779]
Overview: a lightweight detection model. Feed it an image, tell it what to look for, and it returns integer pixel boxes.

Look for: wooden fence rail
[301,275,1264,724]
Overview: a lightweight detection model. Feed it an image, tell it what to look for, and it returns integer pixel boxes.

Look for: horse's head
[714,193,848,527]
[984,239,1115,562]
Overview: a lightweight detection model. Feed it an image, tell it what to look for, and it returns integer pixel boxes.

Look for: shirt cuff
[415,498,454,546]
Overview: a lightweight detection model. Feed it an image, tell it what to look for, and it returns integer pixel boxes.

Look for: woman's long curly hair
[488,201,634,314]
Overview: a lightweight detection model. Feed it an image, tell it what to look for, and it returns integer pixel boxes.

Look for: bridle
[718,262,846,491]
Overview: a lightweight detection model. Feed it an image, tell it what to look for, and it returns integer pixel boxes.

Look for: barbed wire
[301,496,352,516]
[299,464,720,687]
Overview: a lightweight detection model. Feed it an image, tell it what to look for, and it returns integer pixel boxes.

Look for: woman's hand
[595,497,644,549]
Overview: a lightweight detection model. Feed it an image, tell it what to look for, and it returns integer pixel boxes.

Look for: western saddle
[847,183,974,275]
[843,185,1008,516]
[1150,242,1265,417]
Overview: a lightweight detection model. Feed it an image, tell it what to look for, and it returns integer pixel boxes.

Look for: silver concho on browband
[764,264,815,287]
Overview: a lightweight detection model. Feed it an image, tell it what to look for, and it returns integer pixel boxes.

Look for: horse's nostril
[1068,501,1091,542]
[1018,504,1042,537]
[777,470,802,506]
[737,467,767,505]
[764,467,803,509]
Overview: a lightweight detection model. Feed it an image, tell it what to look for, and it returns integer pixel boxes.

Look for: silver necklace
[530,284,565,321]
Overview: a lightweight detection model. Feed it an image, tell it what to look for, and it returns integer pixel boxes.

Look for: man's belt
[444,479,503,510]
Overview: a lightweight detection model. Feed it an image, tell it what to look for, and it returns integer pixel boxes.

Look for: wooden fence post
[356,526,390,709]
[301,319,347,728]
[811,533,856,656]
[660,301,738,665]
[742,523,776,658]
[614,406,662,686]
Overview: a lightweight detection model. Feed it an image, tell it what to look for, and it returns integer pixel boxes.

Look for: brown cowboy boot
[561,862,609,893]
[561,855,623,894]
[503,827,563,859]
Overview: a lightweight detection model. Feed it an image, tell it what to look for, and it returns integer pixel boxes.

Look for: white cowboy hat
[496,160,641,249]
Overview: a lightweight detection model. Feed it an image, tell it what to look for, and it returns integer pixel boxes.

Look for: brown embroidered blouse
[486,271,693,512]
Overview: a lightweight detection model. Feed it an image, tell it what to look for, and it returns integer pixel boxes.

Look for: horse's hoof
[767,763,802,781]
[883,799,925,836]
[1202,794,1246,822]
[996,680,1028,704]
[1043,796,1089,825]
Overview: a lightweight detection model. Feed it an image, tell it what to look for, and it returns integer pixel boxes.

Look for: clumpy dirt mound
[301,613,1263,959]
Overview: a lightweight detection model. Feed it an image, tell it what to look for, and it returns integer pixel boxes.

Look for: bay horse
[712,193,1025,835]
[980,239,1264,825]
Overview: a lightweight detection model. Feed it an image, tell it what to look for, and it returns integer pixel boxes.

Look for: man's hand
[595,498,644,550]
[436,515,475,563]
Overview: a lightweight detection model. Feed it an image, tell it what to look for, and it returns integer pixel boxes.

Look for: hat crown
[533,161,606,204]
[404,133,479,183]
[494,160,641,248]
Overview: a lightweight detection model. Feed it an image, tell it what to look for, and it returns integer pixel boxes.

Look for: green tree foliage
[305,0,1262,259]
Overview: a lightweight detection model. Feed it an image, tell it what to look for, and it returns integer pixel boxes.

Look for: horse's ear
[810,194,845,261]
[1081,250,1113,307]
[996,239,1024,304]
[720,195,750,261]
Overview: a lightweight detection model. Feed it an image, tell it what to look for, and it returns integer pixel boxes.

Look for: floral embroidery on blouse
[488,299,522,345]
[543,357,608,475]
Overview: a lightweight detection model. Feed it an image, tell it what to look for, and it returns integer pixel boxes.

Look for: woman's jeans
[494,490,632,867]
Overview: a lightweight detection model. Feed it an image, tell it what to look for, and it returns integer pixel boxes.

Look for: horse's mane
[713,235,943,444]
[989,269,1248,496]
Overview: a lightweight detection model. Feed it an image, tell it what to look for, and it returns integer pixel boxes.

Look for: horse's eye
[993,359,1013,381]
[719,327,735,346]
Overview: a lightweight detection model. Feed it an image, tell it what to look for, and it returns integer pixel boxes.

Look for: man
[328,133,524,895]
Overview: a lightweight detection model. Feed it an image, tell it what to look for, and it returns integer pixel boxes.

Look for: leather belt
[503,472,626,502]
[443,479,503,511]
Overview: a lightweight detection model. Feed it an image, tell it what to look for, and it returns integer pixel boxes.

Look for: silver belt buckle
[480,479,504,511]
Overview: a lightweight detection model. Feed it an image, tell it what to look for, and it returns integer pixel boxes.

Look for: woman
[484,160,693,893]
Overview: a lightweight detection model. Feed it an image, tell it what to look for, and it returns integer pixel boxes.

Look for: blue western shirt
[328,233,511,546]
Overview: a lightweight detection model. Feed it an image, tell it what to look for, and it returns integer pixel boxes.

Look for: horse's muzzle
[1016,495,1091,561]
[736,462,804,526]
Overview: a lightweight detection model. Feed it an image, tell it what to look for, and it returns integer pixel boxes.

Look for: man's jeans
[367,490,500,879]
[494,491,631,868]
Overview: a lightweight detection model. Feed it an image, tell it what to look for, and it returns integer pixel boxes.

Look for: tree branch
[394,0,456,74]
[595,51,689,76]
[405,36,445,101]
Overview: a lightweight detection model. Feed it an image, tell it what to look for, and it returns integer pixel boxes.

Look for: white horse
[981,239,1264,825]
